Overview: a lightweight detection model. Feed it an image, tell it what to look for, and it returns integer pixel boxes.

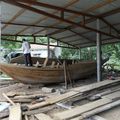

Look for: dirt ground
[0,74,120,120]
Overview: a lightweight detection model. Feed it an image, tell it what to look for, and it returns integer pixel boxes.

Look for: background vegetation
[1,36,120,70]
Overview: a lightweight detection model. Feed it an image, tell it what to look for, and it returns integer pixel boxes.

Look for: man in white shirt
[22,39,32,66]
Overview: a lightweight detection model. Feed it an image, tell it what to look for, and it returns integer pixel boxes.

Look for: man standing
[22,39,32,66]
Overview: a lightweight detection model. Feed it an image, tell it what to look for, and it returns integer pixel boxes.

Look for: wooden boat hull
[10,55,74,65]
[0,61,96,84]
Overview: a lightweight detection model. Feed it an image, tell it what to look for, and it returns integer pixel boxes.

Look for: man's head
[22,38,26,42]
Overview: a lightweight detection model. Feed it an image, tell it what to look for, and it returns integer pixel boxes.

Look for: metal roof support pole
[79,48,81,60]
[47,36,50,58]
[0,5,1,48]
[96,19,102,82]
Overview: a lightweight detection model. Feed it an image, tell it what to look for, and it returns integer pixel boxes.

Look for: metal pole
[0,5,2,63]
[96,19,102,82]
[0,5,1,47]
[79,48,81,60]
[47,36,50,58]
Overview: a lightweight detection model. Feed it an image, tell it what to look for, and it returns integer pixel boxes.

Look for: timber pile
[0,78,120,120]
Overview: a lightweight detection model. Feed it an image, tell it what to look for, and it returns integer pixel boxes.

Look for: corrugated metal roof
[1,0,120,48]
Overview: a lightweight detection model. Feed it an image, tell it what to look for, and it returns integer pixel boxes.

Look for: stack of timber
[0,78,120,120]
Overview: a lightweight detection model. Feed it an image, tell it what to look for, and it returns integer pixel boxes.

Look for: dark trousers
[24,53,33,66]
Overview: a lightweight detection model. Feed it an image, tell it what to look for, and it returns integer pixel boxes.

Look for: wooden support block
[35,113,53,120]
[9,103,22,120]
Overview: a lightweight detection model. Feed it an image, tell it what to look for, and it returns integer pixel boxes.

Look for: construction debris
[0,78,120,120]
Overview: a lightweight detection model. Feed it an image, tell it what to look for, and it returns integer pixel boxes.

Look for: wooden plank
[71,99,120,120]
[2,93,15,105]
[24,105,55,115]
[92,115,108,120]
[73,79,120,92]
[102,91,120,100]
[0,110,9,119]
[53,98,112,120]
[14,93,44,99]
[35,113,53,120]
[25,115,29,120]
[28,91,78,110]
[9,103,22,120]
[0,83,24,93]
[28,79,120,110]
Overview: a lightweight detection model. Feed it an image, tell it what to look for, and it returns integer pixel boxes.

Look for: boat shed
[0,1,120,120]
[0,0,120,81]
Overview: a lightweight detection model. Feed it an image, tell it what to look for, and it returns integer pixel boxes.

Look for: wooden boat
[10,55,75,65]
[0,60,97,84]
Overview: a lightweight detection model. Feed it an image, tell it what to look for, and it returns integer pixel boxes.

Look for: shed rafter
[2,0,120,40]
[13,0,97,18]
[47,7,120,37]
[2,9,26,30]
[35,0,118,36]
[15,0,79,35]
[2,21,67,30]
[58,22,120,41]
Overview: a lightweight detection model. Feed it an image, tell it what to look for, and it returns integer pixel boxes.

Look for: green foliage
[1,35,120,70]
[103,43,120,70]
[61,48,79,59]
[80,47,96,60]
[36,37,48,44]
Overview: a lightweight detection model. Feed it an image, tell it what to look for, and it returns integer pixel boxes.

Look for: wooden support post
[63,61,68,89]
[50,61,56,68]
[66,64,73,87]
[43,57,48,67]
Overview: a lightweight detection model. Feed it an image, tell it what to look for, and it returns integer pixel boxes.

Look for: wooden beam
[15,0,79,35]
[2,8,25,31]
[45,0,118,37]
[28,79,120,110]
[2,21,66,29]
[100,18,120,34]
[32,1,80,35]
[69,29,96,42]
[5,1,119,39]
[35,113,53,120]
[15,0,97,18]
[53,98,112,120]
[99,7,120,18]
